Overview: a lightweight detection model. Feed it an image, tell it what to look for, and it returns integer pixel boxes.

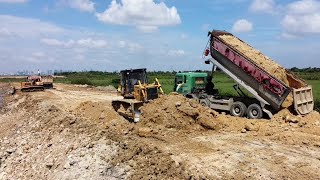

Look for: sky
[0,0,320,74]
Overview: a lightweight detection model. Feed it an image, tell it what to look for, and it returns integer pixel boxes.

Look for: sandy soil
[218,35,308,108]
[0,83,319,179]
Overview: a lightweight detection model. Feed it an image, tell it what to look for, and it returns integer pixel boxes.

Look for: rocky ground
[0,83,319,180]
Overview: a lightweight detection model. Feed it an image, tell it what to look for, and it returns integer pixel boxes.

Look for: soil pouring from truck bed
[219,35,307,107]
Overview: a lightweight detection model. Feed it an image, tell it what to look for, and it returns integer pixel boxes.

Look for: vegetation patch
[70,77,93,86]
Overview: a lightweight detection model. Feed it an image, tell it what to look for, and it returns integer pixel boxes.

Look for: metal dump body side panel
[209,32,291,110]
[293,86,314,115]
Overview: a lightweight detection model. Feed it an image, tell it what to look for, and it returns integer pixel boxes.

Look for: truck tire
[230,101,247,117]
[247,104,263,119]
[199,99,209,107]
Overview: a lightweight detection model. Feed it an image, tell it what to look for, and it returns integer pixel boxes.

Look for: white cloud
[96,0,181,32]
[77,38,107,48]
[118,40,143,53]
[41,38,107,48]
[59,0,95,12]
[0,0,28,3]
[41,38,64,46]
[32,52,46,58]
[249,0,275,14]
[281,32,298,40]
[168,49,185,57]
[0,15,64,38]
[136,25,158,33]
[282,0,320,36]
[0,28,13,36]
[180,33,187,39]
[232,19,253,33]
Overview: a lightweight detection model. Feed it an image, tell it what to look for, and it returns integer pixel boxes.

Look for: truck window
[184,75,187,83]
[195,77,204,84]
[176,76,183,84]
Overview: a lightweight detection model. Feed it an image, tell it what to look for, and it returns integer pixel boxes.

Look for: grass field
[1,71,319,111]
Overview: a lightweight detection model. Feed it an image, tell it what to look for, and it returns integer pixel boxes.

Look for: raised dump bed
[206,30,313,115]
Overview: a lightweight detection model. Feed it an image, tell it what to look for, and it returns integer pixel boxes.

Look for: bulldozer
[41,75,54,89]
[112,68,164,122]
[21,75,45,92]
[21,75,54,92]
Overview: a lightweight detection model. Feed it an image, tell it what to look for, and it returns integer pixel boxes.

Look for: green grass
[0,78,25,83]
[1,71,319,111]
[306,80,320,112]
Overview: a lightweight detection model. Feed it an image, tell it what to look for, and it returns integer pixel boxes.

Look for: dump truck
[112,68,164,122]
[176,30,314,119]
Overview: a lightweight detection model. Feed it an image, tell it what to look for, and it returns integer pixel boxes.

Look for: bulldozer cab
[119,68,148,98]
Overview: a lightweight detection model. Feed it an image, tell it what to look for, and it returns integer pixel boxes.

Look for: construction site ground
[0,83,320,179]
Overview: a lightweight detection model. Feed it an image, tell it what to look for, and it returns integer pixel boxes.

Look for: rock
[241,129,247,133]
[87,143,94,149]
[69,119,76,125]
[64,162,71,169]
[244,122,259,131]
[99,113,105,120]
[314,143,320,148]
[45,161,54,169]
[175,102,181,107]
[137,127,153,137]
[69,159,77,166]
[285,115,299,123]
[6,148,16,154]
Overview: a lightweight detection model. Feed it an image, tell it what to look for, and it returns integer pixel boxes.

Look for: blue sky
[0,0,319,74]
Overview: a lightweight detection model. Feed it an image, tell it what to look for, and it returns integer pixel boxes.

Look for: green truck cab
[174,72,207,95]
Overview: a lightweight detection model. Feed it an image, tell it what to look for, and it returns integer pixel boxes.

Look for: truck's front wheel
[230,102,247,117]
[247,104,263,119]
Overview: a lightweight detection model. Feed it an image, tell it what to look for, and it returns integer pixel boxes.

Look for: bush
[70,77,93,86]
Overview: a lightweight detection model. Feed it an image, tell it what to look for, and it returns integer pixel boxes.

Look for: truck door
[182,75,188,94]
[175,75,184,93]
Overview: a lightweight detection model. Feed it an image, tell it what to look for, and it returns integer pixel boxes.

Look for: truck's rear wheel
[230,101,247,117]
[199,99,209,107]
[247,104,263,119]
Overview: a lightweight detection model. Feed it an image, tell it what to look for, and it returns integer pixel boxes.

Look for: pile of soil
[218,35,307,107]
[140,94,224,131]
[0,83,15,108]
[139,94,271,134]
[140,94,320,136]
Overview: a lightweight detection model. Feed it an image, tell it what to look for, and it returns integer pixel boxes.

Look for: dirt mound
[218,35,307,107]
[140,94,225,131]
[0,94,131,180]
[0,83,15,108]
[139,94,271,134]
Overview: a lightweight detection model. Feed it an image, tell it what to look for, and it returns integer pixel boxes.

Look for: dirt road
[0,83,319,179]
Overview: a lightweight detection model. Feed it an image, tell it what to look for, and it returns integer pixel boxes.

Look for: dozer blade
[112,99,144,122]
[21,86,45,92]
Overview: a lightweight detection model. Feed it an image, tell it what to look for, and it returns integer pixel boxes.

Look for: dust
[218,35,307,107]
